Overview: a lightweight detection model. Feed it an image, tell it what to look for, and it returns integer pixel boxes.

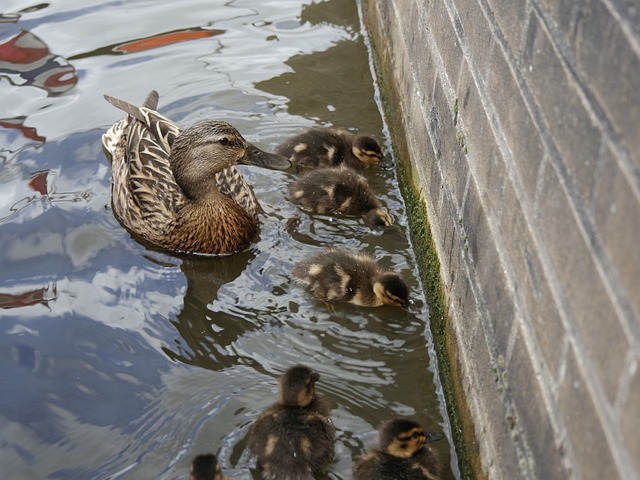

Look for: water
[0,0,459,478]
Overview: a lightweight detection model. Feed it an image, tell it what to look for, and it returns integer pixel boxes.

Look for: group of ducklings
[102,90,408,309]
[102,91,442,478]
[189,365,444,480]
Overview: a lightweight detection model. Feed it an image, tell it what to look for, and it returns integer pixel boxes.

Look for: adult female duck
[102,90,289,254]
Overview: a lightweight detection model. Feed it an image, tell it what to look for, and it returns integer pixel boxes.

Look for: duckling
[248,365,336,480]
[353,417,445,480]
[292,248,408,307]
[276,127,383,172]
[287,166,393,227]
[190,454,228,480]
[101,90,289,255]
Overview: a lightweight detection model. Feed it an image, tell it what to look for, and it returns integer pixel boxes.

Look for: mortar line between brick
[455,0,636,475]
[524,2,640,347]
[385,1,522,476]
[415,2,542,477]
[528,0,640,202]
[436,2,581,475]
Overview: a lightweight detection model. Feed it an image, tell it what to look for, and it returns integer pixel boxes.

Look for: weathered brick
[429,0,464,88]
[451,0,495,78]
[449,288,522,480]
[593,143,640,324]
[412,11,436,97]
[485,0,529,55]
[575,0,640,168]
[463,182,515,356]
[522,13,601,203]
[430,79,469,211]
[620,359,640,475]
[486,46,545,204]
[508,325,570,478]
[500,179,566,377]
[539,0,582,43]
[457,67,508,222]
[558,347,618,479]
[538,165,629,402]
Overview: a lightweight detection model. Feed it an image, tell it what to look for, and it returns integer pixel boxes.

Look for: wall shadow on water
[256,0,381,133]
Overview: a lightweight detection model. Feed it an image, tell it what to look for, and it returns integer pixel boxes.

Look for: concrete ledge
[363,0,640,478]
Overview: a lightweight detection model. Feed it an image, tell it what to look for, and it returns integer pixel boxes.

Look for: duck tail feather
[142,90,159,110]
[104,94,147,122]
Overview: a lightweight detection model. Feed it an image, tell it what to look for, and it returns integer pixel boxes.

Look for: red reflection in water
[0,117,45,142]
[114,29,224,54]
[0,14,78,95]
[0,285,56,309]
[28,171,48,196]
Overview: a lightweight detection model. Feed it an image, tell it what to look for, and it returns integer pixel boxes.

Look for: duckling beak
[241,143,291,170]
[311,371,320,383]
[424,431,445,444]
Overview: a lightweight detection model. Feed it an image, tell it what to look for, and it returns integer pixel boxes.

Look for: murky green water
[0,0,458,478]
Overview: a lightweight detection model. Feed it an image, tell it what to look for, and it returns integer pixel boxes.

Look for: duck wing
[103,92,185,234]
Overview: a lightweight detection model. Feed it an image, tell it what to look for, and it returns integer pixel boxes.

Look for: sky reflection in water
[0,0,458,478]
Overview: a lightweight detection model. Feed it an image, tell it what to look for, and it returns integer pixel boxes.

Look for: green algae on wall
[361,4,476,479]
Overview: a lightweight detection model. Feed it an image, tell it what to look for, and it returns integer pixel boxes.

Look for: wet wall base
[363,0,640,478]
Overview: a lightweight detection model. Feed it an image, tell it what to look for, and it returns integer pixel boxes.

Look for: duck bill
[241,143,291,170]
[425,431,445,444]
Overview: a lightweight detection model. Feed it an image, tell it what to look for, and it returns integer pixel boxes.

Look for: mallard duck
[189,454,228,480]
[276,127,383,172]
[287,166,393,227]
[292,248,408,307]
[353,417,444,480]
[101,90,289,255]
[248,365,336,480]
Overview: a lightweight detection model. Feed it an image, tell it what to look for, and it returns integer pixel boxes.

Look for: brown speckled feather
[101,90,260,253]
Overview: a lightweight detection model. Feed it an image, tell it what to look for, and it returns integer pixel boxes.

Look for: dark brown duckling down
[353,417,445,480]
[248,365,336,480]
[276,127,384,172]
[189,453,228,480]
[292,247,409,307]
[288,166,393,227]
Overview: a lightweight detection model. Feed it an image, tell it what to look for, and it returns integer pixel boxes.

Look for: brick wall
[363,0,640,478]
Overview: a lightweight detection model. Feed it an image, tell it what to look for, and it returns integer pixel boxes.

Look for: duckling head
[352,135,384,167]
[373,272,409,307]
[279,365,320,408]
[379,418,444,459]
[171,120,247,200]
[189,453,225,480]
[363,207,394,227]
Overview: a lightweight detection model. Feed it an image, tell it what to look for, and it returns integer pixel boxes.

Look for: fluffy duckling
[292,248,409,308]
[189,454,228,480]
[248,365,336,480]
[102,90,288,255]
[288,166,393,227]
[353,417,444,480]
[276,127,383,172]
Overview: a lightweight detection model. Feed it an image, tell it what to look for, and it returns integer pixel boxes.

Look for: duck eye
[412,432,421,439]
[218,136,230,145]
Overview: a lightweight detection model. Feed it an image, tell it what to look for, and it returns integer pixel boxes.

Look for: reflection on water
[0,12,78,95]
[0,0,458,479]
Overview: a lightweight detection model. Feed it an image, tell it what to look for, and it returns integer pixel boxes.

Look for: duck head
[279,365,320,408]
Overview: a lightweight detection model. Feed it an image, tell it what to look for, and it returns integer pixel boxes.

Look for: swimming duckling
[248,365,336,480]
[190,454,228,480]
[288,166,393,227]
[353,417,444,480]
[102,90,289,255]
[276,127,383,172]
[292,248,409,307]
